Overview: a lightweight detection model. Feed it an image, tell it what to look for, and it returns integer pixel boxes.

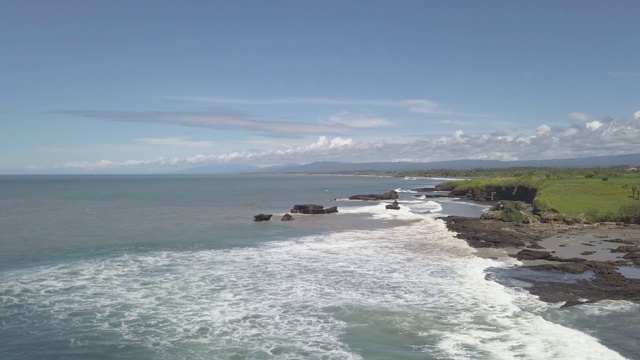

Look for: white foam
[578,300,640,316]
[404,200,443,213]
[0,217,628,359]
[394,187,417,193]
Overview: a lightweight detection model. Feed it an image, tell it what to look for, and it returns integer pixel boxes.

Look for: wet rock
[253,214,273,222]
[444,216,640,305]
[411,187,437,192]
[515,249,554,261]
[560,299,597,309]
[349,190,398,201]
[291,204,338,214]
[281,213,294,221]
[385,200,400,210]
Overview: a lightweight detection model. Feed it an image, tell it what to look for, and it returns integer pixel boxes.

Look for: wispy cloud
[164,96,458,116]
[326,111,392,128]
[136,137,215,148]
[568,112,588,123]
[58,110,350,137]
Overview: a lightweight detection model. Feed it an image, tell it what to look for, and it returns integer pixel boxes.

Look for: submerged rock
[281,213,294,221]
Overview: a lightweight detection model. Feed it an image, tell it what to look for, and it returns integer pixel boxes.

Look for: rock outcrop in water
[290,204,338,214]
[385,200,400,210]
[349,190,398,201]
[281,213,294,221]
[253,214,273,222]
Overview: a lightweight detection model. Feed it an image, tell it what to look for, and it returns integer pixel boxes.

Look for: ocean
[0,174,638,359]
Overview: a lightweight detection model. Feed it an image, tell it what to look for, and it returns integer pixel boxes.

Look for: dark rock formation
[442,216,534,248]
[290,204,338,214]
[253,214,273,222]
[349,190,398,201]
[443,215,640,307]
[448,185,538,204]
[560,299,597,308]
[385,200,400,210]
[281,213,294,221]
[325,206,338,214]
[411,187,437,192]
[524,261,640,306]
[515,249,556,261]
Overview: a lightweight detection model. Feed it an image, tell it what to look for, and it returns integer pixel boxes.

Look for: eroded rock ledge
[442,216,640,307]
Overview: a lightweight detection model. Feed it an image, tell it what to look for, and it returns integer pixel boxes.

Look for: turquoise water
[0,175,638,359]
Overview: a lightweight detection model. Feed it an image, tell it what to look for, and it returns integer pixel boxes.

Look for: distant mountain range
[180,152,640,174]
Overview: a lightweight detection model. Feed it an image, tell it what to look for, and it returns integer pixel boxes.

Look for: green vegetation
[393,166,627,179]
[489,201,528,223]
[436,168,640,224]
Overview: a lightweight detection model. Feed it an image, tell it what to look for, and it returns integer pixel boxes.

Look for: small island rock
[385,200,400,210]
[253,214,273,222]
[291,204,338,214]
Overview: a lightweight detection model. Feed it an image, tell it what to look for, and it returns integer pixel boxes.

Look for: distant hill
[257,153,640,174]
[175,153,640,174]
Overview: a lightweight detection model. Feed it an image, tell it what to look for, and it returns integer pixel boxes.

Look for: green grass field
[442,171,640,223]
[538,177,638,218]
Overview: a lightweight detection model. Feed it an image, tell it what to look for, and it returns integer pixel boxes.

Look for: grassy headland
[430,168,640,224]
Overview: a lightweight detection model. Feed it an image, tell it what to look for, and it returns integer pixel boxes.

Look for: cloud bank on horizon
[61,110,640,172]
[1,1,638,173]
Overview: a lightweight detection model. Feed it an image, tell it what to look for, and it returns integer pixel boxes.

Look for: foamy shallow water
[0,214,629,359]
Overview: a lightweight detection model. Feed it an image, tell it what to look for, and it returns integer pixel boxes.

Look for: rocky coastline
[442,216,640,307]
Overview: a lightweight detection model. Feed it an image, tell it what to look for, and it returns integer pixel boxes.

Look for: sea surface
[0,174,638,359]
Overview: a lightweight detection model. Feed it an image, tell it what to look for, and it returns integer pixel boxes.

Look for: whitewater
[0,174,637,359]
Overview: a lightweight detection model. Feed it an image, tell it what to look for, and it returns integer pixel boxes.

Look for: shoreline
[441,216,640,307]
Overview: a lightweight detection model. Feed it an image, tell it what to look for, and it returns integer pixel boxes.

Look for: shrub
[493,201,526,223]
[502,207,526,223]
[618,202,640,224]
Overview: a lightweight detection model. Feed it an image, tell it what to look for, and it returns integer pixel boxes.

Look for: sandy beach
[442,216,640,307]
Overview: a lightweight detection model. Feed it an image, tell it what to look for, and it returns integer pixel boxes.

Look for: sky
[1,0,639,174]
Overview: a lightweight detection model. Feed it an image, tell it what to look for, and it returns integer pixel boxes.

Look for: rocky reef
[442,215,640,307]
[290,204,338,214]
[349,190,398,201]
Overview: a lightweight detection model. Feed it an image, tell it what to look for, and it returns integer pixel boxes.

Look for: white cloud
[57,112,640,173]
[307,136,354,150]
[536,124,551,135]
[585,121,603,131]
[635,111,640,121]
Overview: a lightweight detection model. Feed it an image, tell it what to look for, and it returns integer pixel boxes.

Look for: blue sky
[1,0,639,173]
